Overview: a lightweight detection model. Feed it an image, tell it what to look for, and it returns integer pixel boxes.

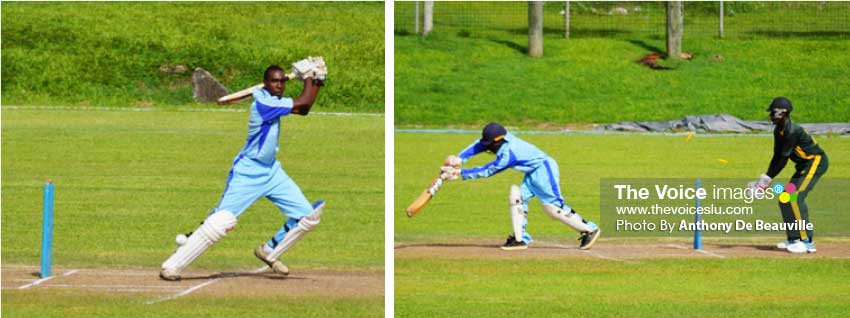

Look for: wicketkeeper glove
[747,173,772,191]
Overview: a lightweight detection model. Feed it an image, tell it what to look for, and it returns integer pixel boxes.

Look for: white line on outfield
[396,128,850,138]
[396,128,779,137]
[145,266,267,305]
[2,105,383,117]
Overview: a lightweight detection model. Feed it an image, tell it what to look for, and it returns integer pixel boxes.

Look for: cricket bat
[217,73,295,105]
[406,175,446,218]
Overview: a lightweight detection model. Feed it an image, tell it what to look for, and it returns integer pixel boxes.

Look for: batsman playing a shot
[160,61,327,280]
[441,123,601,250]
[748,97,828,254]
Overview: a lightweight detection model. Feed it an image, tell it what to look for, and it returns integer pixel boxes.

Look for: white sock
[263,243,274,255]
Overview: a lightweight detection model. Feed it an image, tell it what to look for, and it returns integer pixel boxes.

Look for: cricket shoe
[775,240,792,250]
[159,268,181,281]
[254,245,290,275]
[785,240,816,254]
[501,239,528,251]
[578,229,601,250]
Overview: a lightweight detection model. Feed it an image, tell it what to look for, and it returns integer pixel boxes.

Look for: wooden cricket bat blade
[406,177,444,218]
[217,72,295,104]
[406,190,433,217]
[218,83,263,104]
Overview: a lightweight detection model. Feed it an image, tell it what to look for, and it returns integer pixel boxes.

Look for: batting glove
[440,165,460,181]
[444,155,461,168]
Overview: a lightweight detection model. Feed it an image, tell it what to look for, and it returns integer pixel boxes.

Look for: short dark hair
[264,64,285,81]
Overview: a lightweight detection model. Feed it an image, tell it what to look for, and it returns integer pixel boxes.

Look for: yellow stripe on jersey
[798,155,821,193]
[795,146,816,160]
[790,201,809,241]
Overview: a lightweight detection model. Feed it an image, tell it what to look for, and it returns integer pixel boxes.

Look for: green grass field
[2,108,384,317]
[1,2,384,113]
[394,2,850,127]
[396,258,850,318]
[395,132,850,317]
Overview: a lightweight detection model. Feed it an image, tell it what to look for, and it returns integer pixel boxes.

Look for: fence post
[424,1,434,36]
[564,1,570,39]
[666,1,683,59]
[719,1,724,38]
[528,1,544,57]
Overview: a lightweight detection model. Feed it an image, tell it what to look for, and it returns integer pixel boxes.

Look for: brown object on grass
[192,68,230,103]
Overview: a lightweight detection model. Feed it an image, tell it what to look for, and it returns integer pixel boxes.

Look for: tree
[528,1,544,57]
[423,1,434,36]
[666,1,684,59]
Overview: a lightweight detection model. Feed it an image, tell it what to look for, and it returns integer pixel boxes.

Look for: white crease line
[582,251,625,262]
[663,243,726,258]
[145,279,222,305]
[47,284,183,290]
[46,286,179,293]
[18,276,56,289]
[535,240,625,262]
[695,249,726,258]
[63,269,80,277]
[536,241,577,250]
[146,266,267,305]
[78,271,160,276]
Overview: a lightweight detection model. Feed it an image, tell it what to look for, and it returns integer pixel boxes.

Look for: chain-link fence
[395,1,850,39]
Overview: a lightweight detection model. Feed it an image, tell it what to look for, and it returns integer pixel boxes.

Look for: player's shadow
[712,243,780,252]
[395,242,498,249]
[178,271,306,281]
[395,242,577,250]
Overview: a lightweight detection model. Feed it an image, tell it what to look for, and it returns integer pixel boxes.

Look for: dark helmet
[480,122,507,152]
[767,97,793,113]
[767,97,793,123]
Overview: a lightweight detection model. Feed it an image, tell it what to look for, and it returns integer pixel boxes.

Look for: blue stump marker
[41,180,54,278]
[693,178,703,250]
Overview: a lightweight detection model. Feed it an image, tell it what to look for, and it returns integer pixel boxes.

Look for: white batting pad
[161,210,237,272]
[268,202,324,261]
[509,185,525,242]
[542,203,593,233]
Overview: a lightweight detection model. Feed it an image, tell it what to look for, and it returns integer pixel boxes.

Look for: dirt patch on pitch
[395,241,850,260]
[2,266,383,301]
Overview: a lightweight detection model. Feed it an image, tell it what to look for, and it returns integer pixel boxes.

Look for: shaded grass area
[1,2,384,112]
[2,290,382,318]
[394,132,850,242]
[395,257,850,318]
[2,109,384,271]
[394,2,850,127]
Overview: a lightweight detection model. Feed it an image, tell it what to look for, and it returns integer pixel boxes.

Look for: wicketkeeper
[748,97,828,254]
[160,59,328,280]
[441,123,601,250]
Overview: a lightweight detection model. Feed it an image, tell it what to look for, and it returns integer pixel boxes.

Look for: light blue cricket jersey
[239,88,294,165]
[459,133,550,180]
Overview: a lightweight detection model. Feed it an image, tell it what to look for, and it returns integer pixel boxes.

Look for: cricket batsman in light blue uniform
[161,63,326,281]
[441,123,601,250]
